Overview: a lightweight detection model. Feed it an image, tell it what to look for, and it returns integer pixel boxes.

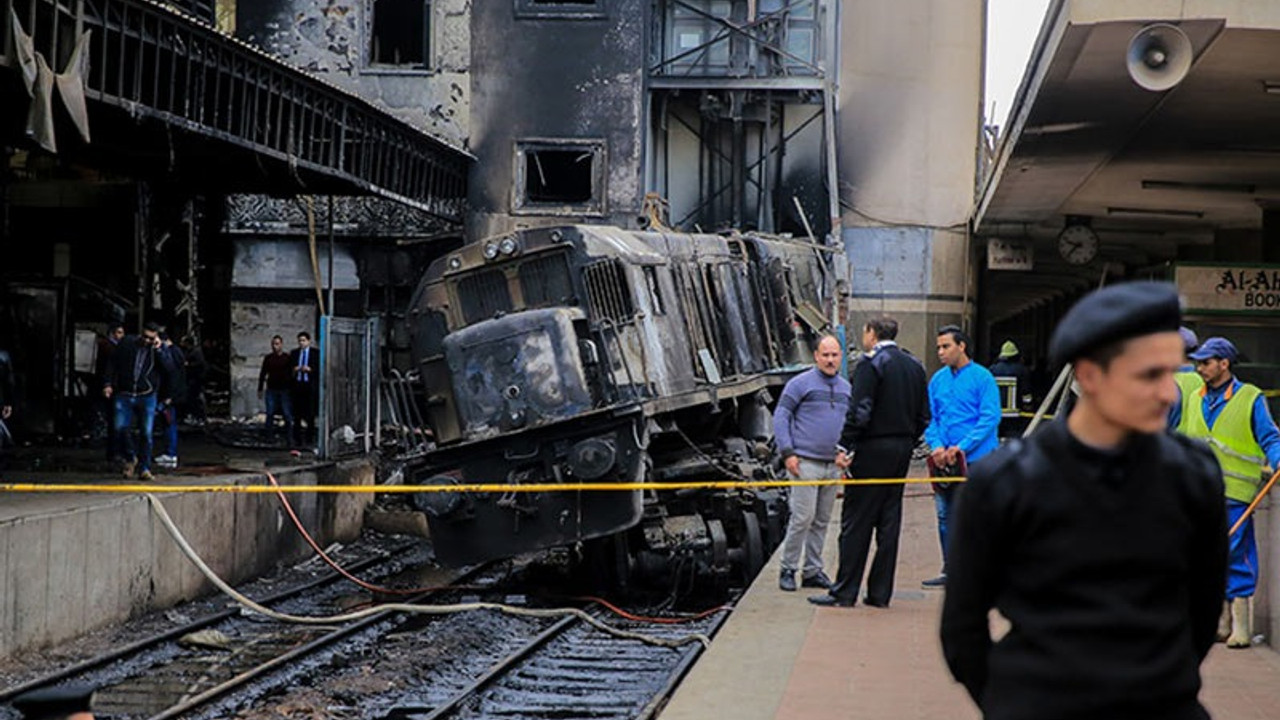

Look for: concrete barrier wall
[0,460,373,660]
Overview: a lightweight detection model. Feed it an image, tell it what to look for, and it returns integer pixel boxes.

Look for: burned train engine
[407,225,832,588]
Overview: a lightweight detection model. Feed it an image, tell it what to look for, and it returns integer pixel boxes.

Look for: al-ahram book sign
[1176,264,1280,314]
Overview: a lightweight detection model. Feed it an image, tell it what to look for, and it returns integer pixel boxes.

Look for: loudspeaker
[1126,23,1192,92]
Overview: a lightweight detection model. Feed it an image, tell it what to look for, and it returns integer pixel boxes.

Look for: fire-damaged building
[2,0,986,452]
[0,0,468,453]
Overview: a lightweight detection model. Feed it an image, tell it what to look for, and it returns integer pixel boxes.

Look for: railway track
[405,603,730,720]
[1,529,732,720]
[0,543,503,720]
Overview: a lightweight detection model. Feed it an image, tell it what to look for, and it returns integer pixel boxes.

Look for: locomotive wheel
[740,510,765,584]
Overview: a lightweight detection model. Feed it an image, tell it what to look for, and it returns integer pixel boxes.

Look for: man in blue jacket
[922,325,1001,588]
[772,334,851,591]
[102,322,176,480]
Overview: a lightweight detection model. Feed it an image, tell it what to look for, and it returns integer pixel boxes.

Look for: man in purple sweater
[773,335,852,591]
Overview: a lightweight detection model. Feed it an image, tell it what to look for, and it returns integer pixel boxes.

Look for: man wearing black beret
[11,683,95,719]
[940,281,1227,720]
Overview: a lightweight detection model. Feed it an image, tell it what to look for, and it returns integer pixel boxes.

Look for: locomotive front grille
[583,259,635,325]
[458,269,513,323]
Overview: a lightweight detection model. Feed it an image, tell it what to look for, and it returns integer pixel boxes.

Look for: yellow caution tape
[0,476,965,494]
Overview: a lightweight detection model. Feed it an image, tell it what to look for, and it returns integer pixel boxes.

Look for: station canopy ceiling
[975,2,1280,322]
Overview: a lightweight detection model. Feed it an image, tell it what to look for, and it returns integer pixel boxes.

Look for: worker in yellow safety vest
[1172,326,1203,404]
[1169,336,1280,648]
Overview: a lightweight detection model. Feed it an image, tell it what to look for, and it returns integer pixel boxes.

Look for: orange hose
[575,594,731,625]
[265,472,442,595]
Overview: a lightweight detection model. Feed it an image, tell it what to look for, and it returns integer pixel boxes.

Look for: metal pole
[326,195,335,317]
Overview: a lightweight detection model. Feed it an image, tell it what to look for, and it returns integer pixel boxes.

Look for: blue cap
[1178,326,1198,352]
[1188,337,1237,363]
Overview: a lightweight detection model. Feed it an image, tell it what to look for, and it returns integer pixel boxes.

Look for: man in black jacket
[102,322,176,480]
[289,331,319,448]
[940,282,1227,720]
[0,347,14,477]
[810,315,929,608]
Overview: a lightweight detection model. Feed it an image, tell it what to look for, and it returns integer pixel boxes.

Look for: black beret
[1049,281,1182,366]
[11,683,94,719]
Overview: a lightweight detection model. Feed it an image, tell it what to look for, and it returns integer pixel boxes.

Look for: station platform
[660,476,1280,720]
[0,429,372,660]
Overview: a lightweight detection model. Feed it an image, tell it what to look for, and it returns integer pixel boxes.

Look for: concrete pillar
[836,0,984,371]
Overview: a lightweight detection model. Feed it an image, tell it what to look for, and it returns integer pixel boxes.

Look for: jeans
[933,483,957,569]
[264,389,294,439]
[114,393,157,472]
[158,404,178,457]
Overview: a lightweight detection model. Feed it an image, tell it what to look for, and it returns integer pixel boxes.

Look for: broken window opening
[515,140,606,215]
[372,0,430,68]
[527,150,593,204]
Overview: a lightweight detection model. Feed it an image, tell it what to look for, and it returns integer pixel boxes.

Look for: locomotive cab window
[514,140,606,215]
[370,0,431,69]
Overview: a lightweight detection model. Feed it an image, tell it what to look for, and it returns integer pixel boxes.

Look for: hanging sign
[987,239,1033,271]
[1176,263,1280,314]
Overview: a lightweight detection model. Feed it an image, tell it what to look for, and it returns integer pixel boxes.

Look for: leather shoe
[921,574,947,588]
[779,572,797,592]
[807,594,855,607]
[862,596,889,608]
[801,571,833,589]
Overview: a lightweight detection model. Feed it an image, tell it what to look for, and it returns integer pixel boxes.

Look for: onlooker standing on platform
[154,333,186,469]
[103,322,175,480]
[810,316,929,608]
[773,334,851,592]
[942,282,1227,719]
[1170,336,1280,648]
[989,340,1032,409]
[258,335,294,443]
[95,322,125,464]
[289,331,319,447]
[180,335,207,424]
[0,346,15,477]
[922,325,1000,588]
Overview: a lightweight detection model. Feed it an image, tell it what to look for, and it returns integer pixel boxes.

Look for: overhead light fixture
[1141,179,1256,194]
[1023,122,1098,136]
[1107,206,1204,219]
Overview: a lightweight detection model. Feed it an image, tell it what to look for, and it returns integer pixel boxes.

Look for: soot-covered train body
[407,225,831,586]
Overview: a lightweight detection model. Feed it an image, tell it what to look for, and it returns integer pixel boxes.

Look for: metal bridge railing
[2,0,469,221]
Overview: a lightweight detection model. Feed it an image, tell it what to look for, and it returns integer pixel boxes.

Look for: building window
[371,0,430,68]
[514,140,606,216]
[514,0,605,20]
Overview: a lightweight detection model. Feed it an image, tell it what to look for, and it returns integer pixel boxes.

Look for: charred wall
[234,0,470,148]
[468,0,649,240]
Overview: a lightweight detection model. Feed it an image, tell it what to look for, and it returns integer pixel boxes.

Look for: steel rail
[142,560,500,720]
[416,610,587,720]
[0,540,420,703]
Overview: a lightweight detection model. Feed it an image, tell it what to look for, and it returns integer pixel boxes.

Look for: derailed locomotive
[407,225,833,588]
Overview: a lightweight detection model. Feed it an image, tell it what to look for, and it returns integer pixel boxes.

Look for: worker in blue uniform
[1169,336,1280,648]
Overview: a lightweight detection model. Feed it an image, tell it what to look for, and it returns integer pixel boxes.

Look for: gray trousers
[779,457,840,576]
